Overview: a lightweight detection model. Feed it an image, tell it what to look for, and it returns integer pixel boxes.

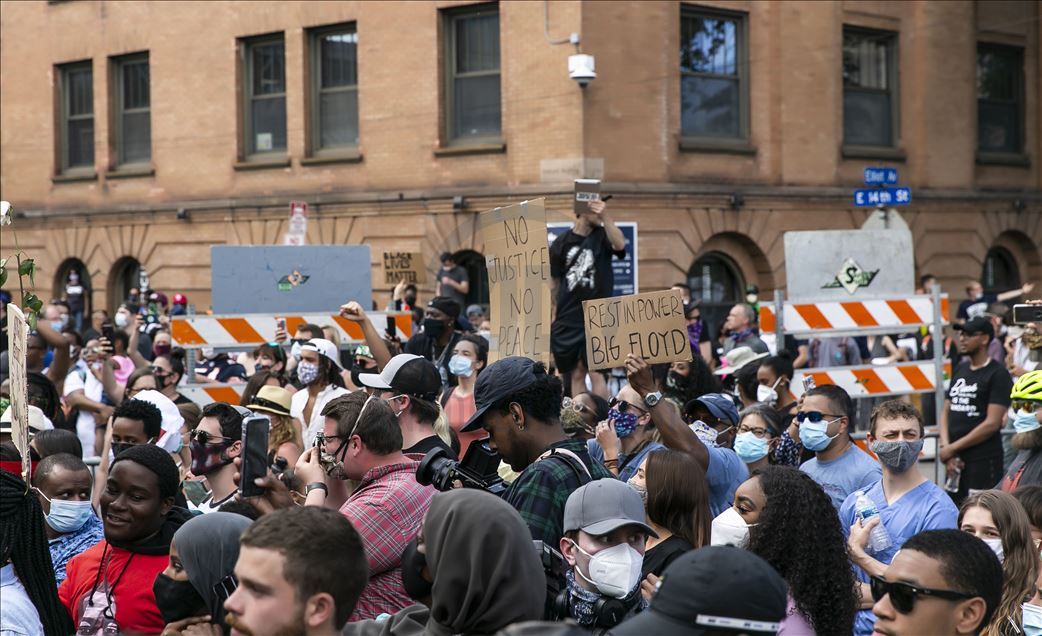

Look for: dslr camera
[416,441,507,496]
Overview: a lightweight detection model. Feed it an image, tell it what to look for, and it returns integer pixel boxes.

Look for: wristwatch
[643,391,663,408]
[305,482,328,496]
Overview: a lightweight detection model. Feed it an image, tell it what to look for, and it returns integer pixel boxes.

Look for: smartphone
[276,317,287,333]
[239,415,271,498]
[802,375,817,393]
[101,322,115,344]
[1013,304,1042,325]
[386,315,397,338]
[182,479,210,507]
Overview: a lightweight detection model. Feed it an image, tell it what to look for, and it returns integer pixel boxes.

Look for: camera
[416,443,507,496]
[1013,303,1042,325]
[568,54,596,88]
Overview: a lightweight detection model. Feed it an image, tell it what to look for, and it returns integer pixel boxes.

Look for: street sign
[863,167,898,185]
[853,187,912,207]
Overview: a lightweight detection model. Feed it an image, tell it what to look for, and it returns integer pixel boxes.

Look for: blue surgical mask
[1014,410,1041,434]
[36,490,94,534]
[799,419,840,452]
[448,355,473,378]
[609,408,640,438]
[1022,603,1042,635]
[734,432,769,463]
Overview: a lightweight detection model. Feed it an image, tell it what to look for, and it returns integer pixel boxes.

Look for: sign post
[6,304,30,485]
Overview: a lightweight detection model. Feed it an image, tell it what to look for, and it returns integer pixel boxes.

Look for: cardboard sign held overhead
[478,199,552,365]
[583,289,692,371]
[574,179,601,215]
[6,304,30,484]
[382,252,427,285]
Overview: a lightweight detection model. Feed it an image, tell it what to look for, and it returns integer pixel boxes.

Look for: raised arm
[624,354,709,471]
[339,301,393,370]
[590,200,626,252]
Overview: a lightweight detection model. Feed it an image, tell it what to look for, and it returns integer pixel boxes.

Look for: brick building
[1,0,1040,335]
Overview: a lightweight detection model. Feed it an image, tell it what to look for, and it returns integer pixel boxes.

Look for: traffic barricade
[170,311,413,350]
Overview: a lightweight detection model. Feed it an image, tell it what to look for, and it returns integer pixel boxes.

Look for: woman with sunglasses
[590,385,663,482]
[1002,370,1042,492]
[959,490,1037,636]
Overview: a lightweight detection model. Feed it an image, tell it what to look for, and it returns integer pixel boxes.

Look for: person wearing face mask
[154,511,250,635]
[344,489,545,636]
[733,404,788,471]
[1013,486,1042,636]
[290,338,349,448]
[557,479,655,633]
[959,490,1038,636]
[1002,371,1042,491]
[589,384,663,482]
[957,279,1034,325]
[672,389,748,517]
[31,453,105,585]
[250,343,289,385]
[662,356,720,411]
[294,391,437,621]
[63,337,113,458]
[797,384,882,509]
[838,400,959,635]
[404,297,463,388]
[712,466,859,635]
[442,334,489,458]
[152,352,196,407]
[186,403,245,514]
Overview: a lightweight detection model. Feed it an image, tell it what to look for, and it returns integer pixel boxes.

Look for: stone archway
[108,256,143,312]
[688,231,776,339]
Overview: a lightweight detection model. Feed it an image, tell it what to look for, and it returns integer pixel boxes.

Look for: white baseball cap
[0,405,54,435]
[302,338,343,370]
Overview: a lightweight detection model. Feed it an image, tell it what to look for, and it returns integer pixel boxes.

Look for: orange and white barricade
[179,384,246,406]
[792,360,952,399]
[171,311,413,350]
[760,295,949,337]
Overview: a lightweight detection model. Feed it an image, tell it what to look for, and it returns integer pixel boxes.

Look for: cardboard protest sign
[582,289,692,371]
[574,179,601,215]
[478,199,552,365]
[7,304,30,483]
[382,252,427,285]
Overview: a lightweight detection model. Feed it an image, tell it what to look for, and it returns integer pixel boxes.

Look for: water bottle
[944,467,962,494]
[854,491,892,554]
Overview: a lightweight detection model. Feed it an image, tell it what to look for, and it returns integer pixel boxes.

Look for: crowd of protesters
[0,197,1041,636]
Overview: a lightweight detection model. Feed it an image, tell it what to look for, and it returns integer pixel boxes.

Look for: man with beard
[1001,370,1042,491]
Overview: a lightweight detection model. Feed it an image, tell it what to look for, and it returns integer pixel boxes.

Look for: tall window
[842,28,897,147]
[443,4,501,144]
[680,7,747,139]
[310,25,359,153]
[977,44,1024,154]
[113,53,151,165]
[982,247,1020,294]
[243,34,286,157]
[59,61,94,172]
[688,252,743,341]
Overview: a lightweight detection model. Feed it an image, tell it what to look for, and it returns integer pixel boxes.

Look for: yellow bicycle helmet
[1012,370,1042,403]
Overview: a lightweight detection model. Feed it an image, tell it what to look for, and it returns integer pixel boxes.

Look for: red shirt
[340,459,435,621]
[59,540,168,635]
[444,389,483,458]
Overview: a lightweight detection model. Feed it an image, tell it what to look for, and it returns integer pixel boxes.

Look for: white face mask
[711,506,755,548]
[567,539,644,599]
[114,312,129,329]
[982,537,1004,563]
[756,377,782,406]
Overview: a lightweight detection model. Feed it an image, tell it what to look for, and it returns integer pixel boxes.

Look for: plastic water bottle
[854,491,892,554]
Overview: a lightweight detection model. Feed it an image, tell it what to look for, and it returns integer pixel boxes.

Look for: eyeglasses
[609,397,647,415]
[561,397,589,414]
[796,411,842,424]
[869,576,974,614]
[190,430,233,445]
[737,425,769,438]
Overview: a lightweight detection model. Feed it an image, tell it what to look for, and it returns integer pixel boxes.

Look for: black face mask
[111,441,135,458]
[400,537,432,603]
[350,368,363,388]
[153,573,208,624]
[422,318,446,339]
[404,295,417,307]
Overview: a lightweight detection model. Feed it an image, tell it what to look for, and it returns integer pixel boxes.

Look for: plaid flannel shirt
[340,458,435,621]
[503,438,614,549]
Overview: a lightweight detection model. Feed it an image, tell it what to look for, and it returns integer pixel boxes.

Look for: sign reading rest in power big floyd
[479,199,552,364]
[583,289,692,371]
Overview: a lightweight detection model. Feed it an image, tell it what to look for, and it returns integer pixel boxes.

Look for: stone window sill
[679,137,756,156]
[433,141,506,157]
[105,165,155,179]
[52,171,97,183]
[301,151,363,166]
[976,151,1030,167]
[841,145,907,161]
[233,156,291,171]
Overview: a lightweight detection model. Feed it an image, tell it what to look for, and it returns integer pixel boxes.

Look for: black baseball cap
[954,316,995,341]
[358,354,441,402]
[611,546,787,635]
[461,356,543,432]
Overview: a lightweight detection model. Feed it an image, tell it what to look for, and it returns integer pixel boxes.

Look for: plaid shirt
[503,438,614,548]
[340,458,435,621]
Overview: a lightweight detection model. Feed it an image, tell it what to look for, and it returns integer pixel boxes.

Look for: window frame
[441,2,502,147]
[678,4,751,147]
[57,60,95,175]
[240,32,287,161]
[111,51,152,168]
[976,42,1025,159]
[307,23,360,158]
[841,26,900,151]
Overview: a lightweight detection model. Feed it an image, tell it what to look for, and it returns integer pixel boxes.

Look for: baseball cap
[683,393,740,427]
[563,479,657,537]
[461,357,543,433]
[0,405,54,435]
[428,297,461,320]
[131,390,186,453]
[358,354,441,402]
[302,338,343,369]
[611,546,787,635]
[466,304,484,318]
[954,316,995,341]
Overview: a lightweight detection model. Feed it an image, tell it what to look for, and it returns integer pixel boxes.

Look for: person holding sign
[550,198,626,399]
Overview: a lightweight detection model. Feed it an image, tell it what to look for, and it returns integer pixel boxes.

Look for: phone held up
[1013,303,1042,325]
[239,415,271,498]
[802,375,817,393]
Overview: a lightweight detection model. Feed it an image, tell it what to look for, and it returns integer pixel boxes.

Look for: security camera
[568,54,596,88]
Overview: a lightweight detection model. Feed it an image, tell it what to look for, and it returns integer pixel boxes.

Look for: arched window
[453,249,489,309]
[109,257,144,312]
[688,252,744,341]
[981,246,1020,294]
[54,258,91,330]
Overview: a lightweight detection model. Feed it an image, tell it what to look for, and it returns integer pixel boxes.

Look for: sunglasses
[1013,400,1042,413]
[561,397,589,414]
[190,430,233,445]
[870,576,974,614]
[796,411,842,424]
[609,397,647,415]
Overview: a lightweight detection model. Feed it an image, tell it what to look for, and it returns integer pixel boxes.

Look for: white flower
[0,201,11,226]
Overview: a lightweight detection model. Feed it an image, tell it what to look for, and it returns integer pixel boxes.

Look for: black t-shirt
[405,330,462,388]
[957,293,998,321]
[641,535,693,579]
[947,359,1013,461]
[549,226,625,350]
[404,434,457,460]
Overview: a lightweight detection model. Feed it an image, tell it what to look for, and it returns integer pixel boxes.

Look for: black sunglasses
[190,430,233,445]
[609,397,647,414]
[795,410,842,424]
[870,576,974,614]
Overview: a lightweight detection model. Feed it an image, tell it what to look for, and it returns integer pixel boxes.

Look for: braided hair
[0,470,75,634]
